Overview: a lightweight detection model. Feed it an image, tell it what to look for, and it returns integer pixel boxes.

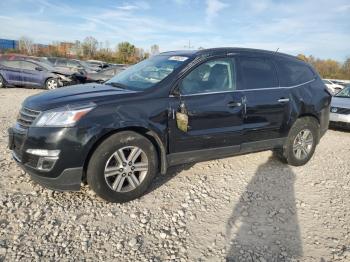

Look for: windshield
[106,55,189,91]
[336,85,350,98]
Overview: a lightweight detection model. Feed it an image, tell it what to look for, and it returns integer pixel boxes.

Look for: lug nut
[131,166,135,170]
[128,162,132,166]
[122,173,126,177]
[119,168,123,172]
[123,162,127,167]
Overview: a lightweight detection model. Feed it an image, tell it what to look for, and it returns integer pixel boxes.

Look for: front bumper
[13,151,82,191]
[330,112,350,124]
[8,126,95,191]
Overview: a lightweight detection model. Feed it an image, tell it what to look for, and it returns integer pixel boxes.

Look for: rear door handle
[227,101,242,107]
[278,98,290,103]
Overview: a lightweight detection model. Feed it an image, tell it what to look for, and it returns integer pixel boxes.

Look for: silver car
[330,85,350,128]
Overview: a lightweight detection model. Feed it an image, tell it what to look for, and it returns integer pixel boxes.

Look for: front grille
[331,107,350,115]
[16,107,41,130]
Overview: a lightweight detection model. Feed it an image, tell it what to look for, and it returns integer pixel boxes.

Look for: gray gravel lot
[0,88,350,261]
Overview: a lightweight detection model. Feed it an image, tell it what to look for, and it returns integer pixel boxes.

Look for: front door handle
[278,98,290,103]
[227,101,242,107]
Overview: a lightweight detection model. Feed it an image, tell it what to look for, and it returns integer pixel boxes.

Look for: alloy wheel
[104,146,148,192]
[47,79,58,89]
[0,77,3,88]
[292,129,314,160]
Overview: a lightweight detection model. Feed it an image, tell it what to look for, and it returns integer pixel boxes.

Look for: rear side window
[239,57,278,89]
[1,60,21,69]
[275,59,315,86]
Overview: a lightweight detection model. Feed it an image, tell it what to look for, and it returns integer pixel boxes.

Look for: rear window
[239,57,278,89]
[275,59,315,86]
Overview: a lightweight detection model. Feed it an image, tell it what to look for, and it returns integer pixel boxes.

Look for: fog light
[26,149,60,171]
[37,157,58,171]
[26,149,60,157]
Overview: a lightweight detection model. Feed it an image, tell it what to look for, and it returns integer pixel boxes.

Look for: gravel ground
[0,88,350,262]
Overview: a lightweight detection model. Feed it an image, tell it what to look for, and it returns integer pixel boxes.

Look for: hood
[23,83,137,111]
[51,68,73,76]
[331,96,350,108]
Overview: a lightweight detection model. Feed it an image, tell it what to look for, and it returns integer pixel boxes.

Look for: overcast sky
[0,0,349,61]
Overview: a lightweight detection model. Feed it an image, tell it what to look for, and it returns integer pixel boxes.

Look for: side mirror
[35,67,43,71]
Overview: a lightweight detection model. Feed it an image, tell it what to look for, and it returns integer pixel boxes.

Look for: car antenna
[274,48,280,55]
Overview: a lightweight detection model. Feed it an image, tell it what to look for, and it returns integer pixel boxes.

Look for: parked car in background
[323,79,344,94]
[330,84,350,128]
[86,60,109,71]
[8,48,331,203]
[85,66,127,83]
[47,57,98,74]
[0,59,73,89]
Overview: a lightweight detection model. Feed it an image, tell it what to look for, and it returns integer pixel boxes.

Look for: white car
[323,79,344,94]
[330,85,350,128]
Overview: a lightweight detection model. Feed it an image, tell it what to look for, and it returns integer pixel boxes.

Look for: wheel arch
[82,126,168,181]
[296,113,321,143]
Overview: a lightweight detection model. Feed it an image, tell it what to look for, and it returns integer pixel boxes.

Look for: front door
[237,56,291,142]
[20,61,42,87]
[168,57,245,153]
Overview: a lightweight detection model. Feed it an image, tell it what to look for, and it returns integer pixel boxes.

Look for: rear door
[237,56,291,142]
[0,60,23,85]
[168,57,245,153]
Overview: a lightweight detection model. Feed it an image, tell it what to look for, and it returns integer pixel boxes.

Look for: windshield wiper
[105,82,129,90]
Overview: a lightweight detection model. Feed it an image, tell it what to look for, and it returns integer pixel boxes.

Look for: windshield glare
[106,55,189,90]
[336,85,350,97]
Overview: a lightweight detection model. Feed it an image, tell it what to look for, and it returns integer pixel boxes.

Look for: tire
[0,74,6,88]
[278,117,319,166]
[45,78,58,90]
[87,131,158,203]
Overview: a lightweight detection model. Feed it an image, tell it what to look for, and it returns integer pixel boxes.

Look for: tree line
[297,54,350,80]
[2,36,160,64]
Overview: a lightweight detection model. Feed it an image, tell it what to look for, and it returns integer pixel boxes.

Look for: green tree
[116,42,136,63]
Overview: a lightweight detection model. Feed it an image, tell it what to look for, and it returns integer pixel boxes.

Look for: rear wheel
[0,75,6,88]
[45,78,58,90]
[277,117,319,166]
[87,131,158,203]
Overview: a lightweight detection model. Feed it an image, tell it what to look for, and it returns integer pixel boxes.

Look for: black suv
[8,48,331,203]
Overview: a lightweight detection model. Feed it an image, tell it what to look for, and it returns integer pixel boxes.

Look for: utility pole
[184,40,194,49]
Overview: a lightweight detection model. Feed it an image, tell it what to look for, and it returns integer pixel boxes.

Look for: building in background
[0,39,18,51]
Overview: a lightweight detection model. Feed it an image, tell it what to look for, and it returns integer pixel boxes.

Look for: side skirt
[167,138,286,167]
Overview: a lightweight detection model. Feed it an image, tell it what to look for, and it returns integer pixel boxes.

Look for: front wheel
[278,117,319,166]
[45,78,58,90]
[87,131,158,203]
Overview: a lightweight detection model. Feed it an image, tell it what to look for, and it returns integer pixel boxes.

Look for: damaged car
[0,59,74,89]
[8,48,331,203]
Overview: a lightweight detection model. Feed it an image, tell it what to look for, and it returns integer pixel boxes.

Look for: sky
[0,0,349,61]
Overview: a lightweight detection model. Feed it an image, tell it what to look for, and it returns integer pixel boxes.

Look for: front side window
[239,57,278,89]
[56,59,67,66]
[67,60,80,67]
[107,55,189,91]
[180,58,235,95]
[20,61,37,71]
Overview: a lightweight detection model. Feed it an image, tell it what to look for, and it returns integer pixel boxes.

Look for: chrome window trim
[169,78,316,97]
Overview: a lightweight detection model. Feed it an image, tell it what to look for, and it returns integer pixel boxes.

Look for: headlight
[34,103,96,127]
[57,74,72,82]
